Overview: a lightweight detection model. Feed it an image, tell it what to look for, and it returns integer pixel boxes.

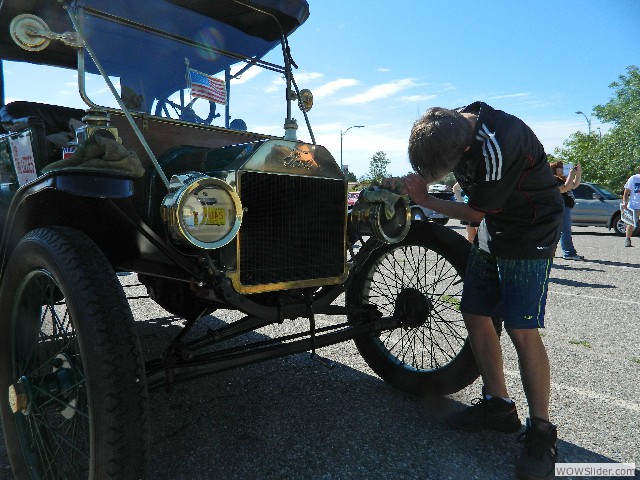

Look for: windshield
[74,0,289,129]
[590,183,621,200]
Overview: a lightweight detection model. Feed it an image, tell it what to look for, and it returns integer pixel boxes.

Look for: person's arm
[558,168,578,193]
[623,188,630,206]
[573,163,582,186]
[403,174,485,222]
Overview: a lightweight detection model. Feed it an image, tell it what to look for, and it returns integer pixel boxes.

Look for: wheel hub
[8,354,80,418]
[394,288,432,328]
[8,379,29,414]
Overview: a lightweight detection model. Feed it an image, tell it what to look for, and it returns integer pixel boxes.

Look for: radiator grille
[238,172,346,287]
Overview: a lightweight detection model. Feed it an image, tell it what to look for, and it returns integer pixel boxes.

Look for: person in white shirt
[622,165,640,247]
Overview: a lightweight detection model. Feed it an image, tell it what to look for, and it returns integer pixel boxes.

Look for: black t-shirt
[453,102,563,259]
[556,176,575,208]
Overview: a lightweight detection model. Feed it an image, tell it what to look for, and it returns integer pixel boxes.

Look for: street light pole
[576,111,592,162]
[575,111,592,136]
[340,125,364,171]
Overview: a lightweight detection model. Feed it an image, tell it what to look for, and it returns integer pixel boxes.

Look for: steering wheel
[155,89,220,125]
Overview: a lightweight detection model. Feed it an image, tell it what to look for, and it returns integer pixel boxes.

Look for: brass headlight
[348,193,411,244]
[161,173,242,249]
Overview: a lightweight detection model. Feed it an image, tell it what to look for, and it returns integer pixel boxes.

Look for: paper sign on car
[9,132,37,186]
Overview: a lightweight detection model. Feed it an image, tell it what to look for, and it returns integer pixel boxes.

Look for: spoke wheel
[0,227,148,479]
[155,89,219,125]
[347,221,493,396]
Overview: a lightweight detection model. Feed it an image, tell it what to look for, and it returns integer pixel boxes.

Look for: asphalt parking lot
[0,225,638,479]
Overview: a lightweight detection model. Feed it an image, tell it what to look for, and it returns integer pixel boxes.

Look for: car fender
[0,171,134,269]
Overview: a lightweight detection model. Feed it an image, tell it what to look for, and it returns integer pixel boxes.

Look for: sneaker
[625,238,633,247]
[516,417,558,480]
[447,386,521,432]
[563,254,584,260]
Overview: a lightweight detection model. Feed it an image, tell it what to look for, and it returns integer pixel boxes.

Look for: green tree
[344,170,358,182]
[555,65,640,191]
[366,151,390,183]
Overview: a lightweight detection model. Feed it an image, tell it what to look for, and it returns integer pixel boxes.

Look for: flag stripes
[187,68,227,105]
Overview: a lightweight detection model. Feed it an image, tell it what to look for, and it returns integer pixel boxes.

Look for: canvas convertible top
[0,0,310,69]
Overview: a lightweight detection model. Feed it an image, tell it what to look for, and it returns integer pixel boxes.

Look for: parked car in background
[572,182,638,236]
[410,184,455,225]
[347,191,361,207]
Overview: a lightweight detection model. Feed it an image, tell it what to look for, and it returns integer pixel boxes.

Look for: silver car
[572,182,637,236]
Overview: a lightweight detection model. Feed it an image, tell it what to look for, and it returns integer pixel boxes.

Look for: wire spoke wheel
[348,222,489,396]
[371,244,467,370]
[11,270,90,478]
[0,227,148,479]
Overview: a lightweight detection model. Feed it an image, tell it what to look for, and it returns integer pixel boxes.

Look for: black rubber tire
[613,212,627,236]
[347,221,485,396]
[613,212,640,237]
[0,227,149,479]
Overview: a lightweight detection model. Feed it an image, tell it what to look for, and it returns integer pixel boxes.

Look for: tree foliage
[554,65,640,192]
[366,151,390,183]
[344,170,357,182]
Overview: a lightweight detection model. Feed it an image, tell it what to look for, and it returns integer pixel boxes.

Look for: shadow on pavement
[548,277,616,289]
[0,290,634,480]
[127,313,630,480]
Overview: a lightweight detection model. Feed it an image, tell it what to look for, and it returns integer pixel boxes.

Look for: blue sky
[4,0,640,178]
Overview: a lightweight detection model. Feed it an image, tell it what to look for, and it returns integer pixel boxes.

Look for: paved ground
[1,225,638,479]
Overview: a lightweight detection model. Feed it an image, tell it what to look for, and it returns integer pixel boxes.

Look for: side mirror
[592,193,603,200]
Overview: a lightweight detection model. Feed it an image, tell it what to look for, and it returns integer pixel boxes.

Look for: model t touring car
[0,0,479,477]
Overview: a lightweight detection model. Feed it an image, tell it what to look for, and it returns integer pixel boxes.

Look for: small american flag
[187,68,227,105]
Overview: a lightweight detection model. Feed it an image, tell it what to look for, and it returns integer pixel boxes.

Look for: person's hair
[549,160,563,171]
[408,107,473,183]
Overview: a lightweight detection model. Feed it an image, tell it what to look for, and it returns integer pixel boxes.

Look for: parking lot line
[548,289,640,306]
[504,369,640,413]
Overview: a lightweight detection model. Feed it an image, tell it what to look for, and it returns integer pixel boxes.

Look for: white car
[410,188,455,225]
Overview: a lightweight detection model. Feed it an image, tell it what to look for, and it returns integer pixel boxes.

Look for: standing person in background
[622,165,640,247]
[453,182,479,242]
[550,161,583,260]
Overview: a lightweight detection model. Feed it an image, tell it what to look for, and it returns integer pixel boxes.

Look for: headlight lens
[162,173,242,249]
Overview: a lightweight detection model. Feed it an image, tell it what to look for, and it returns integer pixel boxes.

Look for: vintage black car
[0,1,477,478]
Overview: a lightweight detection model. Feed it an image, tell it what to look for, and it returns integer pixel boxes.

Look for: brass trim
[227,266,350,294]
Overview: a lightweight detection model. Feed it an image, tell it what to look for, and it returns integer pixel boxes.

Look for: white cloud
[527,120,586,152]
[488,92,530,100]
[261,71,324,94]
[294,72,324,83]
[341,78,418,105]
[314,78,360,98]
[401,94,437,103]
[229,65,263,84]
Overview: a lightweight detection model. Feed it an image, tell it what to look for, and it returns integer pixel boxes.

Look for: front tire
[0,227,149,479]
[613,212,640,237]
[613,213,627,236]
[347,222,482,396]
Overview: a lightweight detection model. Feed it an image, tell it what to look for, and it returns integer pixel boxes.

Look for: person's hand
[380,177,407,195]
[402,174,429,204]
